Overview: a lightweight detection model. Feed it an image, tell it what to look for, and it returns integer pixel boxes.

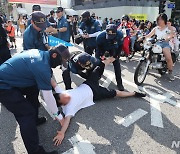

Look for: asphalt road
[0,37,180,154]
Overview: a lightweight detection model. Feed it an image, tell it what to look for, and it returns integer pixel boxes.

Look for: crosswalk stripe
[114,108,148,127]
[63,134,96,154]
[150,97,164,128]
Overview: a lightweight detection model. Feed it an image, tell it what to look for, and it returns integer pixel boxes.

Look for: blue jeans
[156,41,171,49]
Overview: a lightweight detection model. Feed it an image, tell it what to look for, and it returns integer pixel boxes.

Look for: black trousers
[62,68,72,90]
[95,50,123,87]
[0,86,40,154]
[112,59,123,87]
[0,46,11,65]
[83,40,96,56]
[84,62,116,101]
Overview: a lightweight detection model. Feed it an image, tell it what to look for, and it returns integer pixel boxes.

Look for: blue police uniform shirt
[96,30,124,56]
[57,16,70,42]
[80,18,101,47]
[23,24,47,51]
[0,49,52,90]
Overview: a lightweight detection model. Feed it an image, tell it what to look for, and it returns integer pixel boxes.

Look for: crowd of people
[0,4,179,154]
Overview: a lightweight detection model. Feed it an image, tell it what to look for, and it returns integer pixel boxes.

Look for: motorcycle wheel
[134,60,149,86]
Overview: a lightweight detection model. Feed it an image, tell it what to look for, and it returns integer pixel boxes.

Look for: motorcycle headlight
[144,41,152,49]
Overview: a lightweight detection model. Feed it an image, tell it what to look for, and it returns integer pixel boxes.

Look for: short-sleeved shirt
[6,26,15,37]
[80,18,101,47]
[23,24,47,51]
[62,84,94,117]
[96,30,124,57]
[57,16,70,42]
[0,49,52,90]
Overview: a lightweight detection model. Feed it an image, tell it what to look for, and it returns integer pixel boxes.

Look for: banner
[129,14,147,21]
[48,35,73,47]
[8,0,57,5]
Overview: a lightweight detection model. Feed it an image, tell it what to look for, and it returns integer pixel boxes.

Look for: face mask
[50,52,62,68]
[84,18,91,25]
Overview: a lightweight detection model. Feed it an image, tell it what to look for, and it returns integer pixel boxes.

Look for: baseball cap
[32,5,41,11]
[78,53,100,69]
[32,11,47,29]
[56,7,64,13]
[55,45,71,68]
[106,24,117,40]
[81,11,90,18]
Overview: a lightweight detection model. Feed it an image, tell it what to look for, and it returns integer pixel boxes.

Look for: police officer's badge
[40,18,45,23]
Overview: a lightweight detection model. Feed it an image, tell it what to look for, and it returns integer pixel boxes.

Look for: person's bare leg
[162,48,173,71]
[115,90,135,98]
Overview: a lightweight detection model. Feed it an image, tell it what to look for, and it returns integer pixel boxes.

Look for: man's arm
[51,78,63,93]
[41,90,63,122]
[53,115,72,146]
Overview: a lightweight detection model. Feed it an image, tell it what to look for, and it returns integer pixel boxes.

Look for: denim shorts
[156,41,171,49]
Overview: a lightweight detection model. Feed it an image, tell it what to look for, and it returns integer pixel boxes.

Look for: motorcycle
[134,36,178,86]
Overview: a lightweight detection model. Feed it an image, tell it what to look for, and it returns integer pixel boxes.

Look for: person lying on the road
[0,45,70,154]
[63,51,102,89]
[53,57,146,146]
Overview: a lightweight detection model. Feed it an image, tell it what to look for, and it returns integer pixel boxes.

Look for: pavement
[0,36,180,154]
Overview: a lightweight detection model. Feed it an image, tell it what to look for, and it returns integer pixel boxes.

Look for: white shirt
[62,84,95,117]
[155,26,171,40]
[97,19,103,27]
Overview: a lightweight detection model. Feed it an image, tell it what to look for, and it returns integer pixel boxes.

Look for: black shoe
[34,146,58,154]
[117,85,124,91]
[36,117,47,126]
[135,91,146,97]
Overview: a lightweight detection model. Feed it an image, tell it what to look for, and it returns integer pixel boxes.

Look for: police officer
[69,52,101,78]
[96,24,124,91]
[27,5,41,27]
[23,11,49,51]
[0,45,70,154]
[60,52,101,90]
[79,11,101,55]
[56,7,70,43]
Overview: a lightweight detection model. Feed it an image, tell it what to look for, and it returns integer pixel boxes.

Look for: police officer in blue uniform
[79,11,101,55]
[68,52,101,87]
[59,52,101,89]
[0,45,70,154]
[23,11,49,51]
[27,5,41,27]
[96,24,124,91]
[56,7,70,43]
[69,52,101,77]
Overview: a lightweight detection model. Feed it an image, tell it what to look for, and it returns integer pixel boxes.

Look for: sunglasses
[107,30,116,35]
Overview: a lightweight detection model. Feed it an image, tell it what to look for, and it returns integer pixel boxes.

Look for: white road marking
[114,109,148,127]
[101,71,115,88]
[150,97,164,128]
[63,134,96,154]
[104,70,179,107]
[103,70,179,128]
